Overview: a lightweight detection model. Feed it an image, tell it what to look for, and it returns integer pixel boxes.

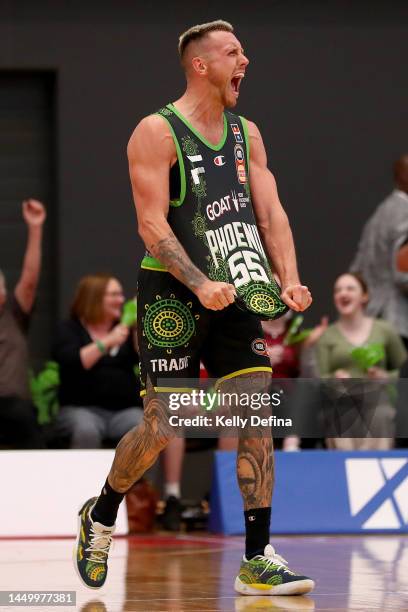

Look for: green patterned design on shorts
[240,282,287,318]
[144,298,196,348]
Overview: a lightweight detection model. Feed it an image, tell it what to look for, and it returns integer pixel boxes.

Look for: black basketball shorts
[137,267,272,397]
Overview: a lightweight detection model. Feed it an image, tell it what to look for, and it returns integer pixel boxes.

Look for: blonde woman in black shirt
[52,274,142,448]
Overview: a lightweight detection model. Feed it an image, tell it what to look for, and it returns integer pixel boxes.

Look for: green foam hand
[350,343,385,371]
[30,361,60,425]
[283,314,313,346]
[121,299,137,326]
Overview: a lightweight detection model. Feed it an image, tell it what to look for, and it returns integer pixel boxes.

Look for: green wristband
[95,339,107,354]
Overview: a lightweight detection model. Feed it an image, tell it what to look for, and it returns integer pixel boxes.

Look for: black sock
[244,507,271,560]
[91,479,126,527]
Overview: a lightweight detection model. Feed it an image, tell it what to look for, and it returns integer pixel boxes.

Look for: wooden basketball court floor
[0,534,407,611]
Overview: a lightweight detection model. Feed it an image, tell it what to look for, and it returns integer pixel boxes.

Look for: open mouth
[231,74,244,95]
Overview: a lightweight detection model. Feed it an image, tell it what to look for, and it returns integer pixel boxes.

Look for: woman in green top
[317,272,407,449]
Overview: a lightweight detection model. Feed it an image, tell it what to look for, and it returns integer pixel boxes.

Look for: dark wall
[1,0,407,326]
[0,72,56,368]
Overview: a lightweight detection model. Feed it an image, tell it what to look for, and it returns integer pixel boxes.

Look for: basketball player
[75,20,314,596]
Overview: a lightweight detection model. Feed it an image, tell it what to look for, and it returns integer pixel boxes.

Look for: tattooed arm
[127,114,235,311]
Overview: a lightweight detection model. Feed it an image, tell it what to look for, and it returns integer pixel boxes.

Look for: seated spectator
[51,274,143,448]
[0,199,46,449]
[316,273,407,449]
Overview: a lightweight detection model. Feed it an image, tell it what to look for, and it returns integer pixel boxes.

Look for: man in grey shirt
[0,199,46,448]
[350,154,408,347]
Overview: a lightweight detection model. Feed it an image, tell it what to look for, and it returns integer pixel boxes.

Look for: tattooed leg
[108,386,175,492]
[218,371,274,510]
[237,435,274,510]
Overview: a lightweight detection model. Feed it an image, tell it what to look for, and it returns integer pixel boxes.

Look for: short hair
[70,273,113,324]
[178,20,234,60]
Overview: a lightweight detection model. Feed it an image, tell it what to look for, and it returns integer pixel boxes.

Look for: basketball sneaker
[234,545,315,596]
[75,497,115,589]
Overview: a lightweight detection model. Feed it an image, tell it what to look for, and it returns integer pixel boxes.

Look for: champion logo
[248,515,256,522]
[345,458,408,529]
[214,155,226,166]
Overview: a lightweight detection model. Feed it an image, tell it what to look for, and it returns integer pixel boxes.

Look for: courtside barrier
[0,450,128,537]
[209,450,408,534]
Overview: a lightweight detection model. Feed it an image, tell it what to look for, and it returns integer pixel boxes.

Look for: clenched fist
[195,279,236,311]
[22,199,46,227]
[281,284,312,312]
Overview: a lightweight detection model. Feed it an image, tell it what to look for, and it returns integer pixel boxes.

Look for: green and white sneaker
[74,497,115,589]
[234,545,315,596]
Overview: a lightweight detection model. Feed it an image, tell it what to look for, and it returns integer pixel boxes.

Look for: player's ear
[191,56,207,75]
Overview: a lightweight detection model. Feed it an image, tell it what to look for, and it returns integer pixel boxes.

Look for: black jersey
[141,103,288,320]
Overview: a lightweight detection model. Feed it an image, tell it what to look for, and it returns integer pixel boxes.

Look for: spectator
[262,313,318,451]
[51,274,143,448]
[262,313,300,379]
[0,199,46,449]
[316,273,406,449]
[350,154,408,347]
